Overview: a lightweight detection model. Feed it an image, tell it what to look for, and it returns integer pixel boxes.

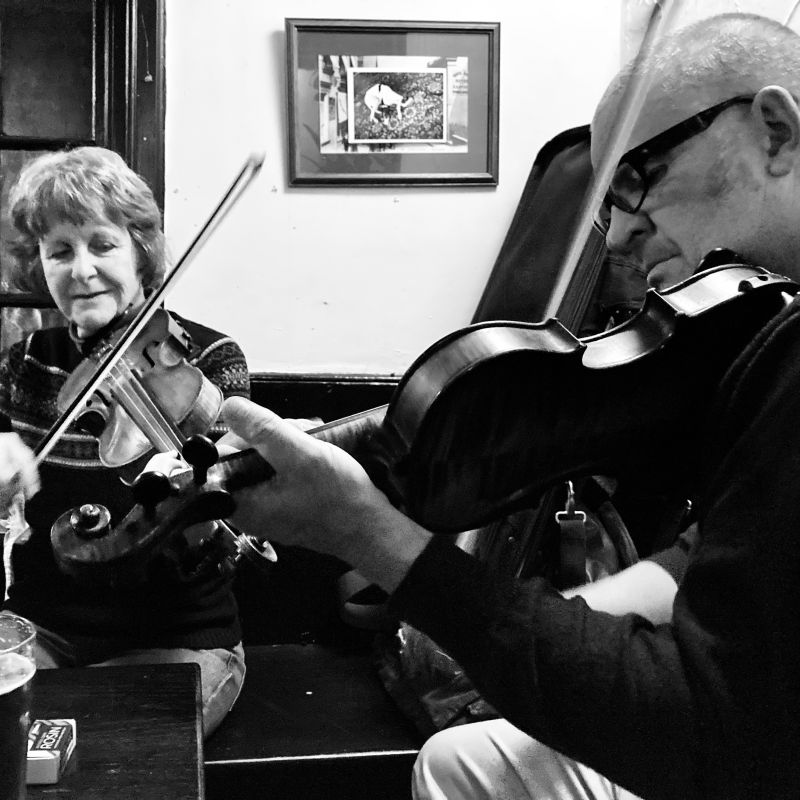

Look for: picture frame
[285,19,500,187]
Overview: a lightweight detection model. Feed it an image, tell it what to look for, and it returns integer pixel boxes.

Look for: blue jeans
[33,624,245,739]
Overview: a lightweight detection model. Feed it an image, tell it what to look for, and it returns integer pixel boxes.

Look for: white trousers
[412,718,643,800]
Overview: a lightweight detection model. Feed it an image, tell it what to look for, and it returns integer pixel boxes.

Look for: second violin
[57,307,225,481]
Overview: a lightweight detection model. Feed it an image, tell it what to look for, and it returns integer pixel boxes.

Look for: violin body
[96,356,222,474]
[50,261,798,583]
[365,263,797,530]
[57,308,223,479]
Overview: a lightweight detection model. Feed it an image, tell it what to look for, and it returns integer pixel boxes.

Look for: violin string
[105,372,169,452]
[106,362,183,454]
[105,360,251,550]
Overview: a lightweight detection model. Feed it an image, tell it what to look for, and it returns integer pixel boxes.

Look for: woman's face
[38,217,145,337]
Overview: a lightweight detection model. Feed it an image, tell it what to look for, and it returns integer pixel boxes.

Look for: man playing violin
[0,147,250,738]
[213,11,799,798]
[402,12,800,799]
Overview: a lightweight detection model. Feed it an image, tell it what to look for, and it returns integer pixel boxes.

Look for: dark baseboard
[249,373,399,423]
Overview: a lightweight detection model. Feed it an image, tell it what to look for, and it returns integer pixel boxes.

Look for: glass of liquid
[0,612,36,800]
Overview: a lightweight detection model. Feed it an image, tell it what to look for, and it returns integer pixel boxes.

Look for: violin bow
[506,0,685,580]
[785,1,800,27]
[542,0,684,321]
[33,152,265,464]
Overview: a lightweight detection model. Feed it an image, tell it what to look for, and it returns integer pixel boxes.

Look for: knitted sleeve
[193,336,251,400]
[181,319,250,440]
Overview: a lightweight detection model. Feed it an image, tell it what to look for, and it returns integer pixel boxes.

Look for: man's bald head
[592,13,800,164]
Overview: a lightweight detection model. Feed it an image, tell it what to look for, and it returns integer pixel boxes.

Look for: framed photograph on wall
[285,19,500,186]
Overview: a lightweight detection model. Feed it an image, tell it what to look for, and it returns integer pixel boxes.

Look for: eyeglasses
[595,95,755,231]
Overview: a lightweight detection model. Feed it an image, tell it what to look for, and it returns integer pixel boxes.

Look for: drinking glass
[0,612,36,800]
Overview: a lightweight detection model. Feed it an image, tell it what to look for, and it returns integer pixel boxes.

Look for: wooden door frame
[100,0,166,209]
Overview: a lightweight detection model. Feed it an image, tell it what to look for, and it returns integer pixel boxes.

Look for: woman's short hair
[6,146,167,294]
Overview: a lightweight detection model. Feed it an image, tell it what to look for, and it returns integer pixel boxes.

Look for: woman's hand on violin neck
[221,397,432,593]
[0,433,40,509]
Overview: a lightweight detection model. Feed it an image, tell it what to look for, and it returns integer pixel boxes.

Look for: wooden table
[28,663,204,799]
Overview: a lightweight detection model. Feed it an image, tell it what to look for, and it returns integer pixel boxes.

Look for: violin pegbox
[50,447,275,586]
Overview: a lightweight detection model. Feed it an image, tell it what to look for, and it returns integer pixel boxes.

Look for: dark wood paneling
[131,0,166,206]
[250,373,399,422]
[0,1,94,139]
[101,0,165,207]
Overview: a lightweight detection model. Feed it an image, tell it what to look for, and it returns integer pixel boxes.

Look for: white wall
[164,0,624,374]
[621,0,800,60]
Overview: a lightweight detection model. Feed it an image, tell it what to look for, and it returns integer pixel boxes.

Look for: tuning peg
[181,434,219,485]
[67,503,112,539]
[236,533,278,567]
[131,470,172,518]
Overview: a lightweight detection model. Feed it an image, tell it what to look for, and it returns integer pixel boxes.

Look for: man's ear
[752,85,800,176]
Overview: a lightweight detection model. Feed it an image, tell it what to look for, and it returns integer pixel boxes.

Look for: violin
[57,307,223,482]
[49,258,798,585]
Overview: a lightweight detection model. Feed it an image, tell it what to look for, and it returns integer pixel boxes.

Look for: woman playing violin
[0,147,250,738]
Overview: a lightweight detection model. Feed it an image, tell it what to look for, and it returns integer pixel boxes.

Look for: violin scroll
[51,441,276,586]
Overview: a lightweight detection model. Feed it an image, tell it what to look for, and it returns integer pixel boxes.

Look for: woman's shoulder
[168,311,241,352]
[167,311,249,397]
[9,326,77,373]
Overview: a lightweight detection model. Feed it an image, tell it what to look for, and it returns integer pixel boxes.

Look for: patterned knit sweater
[0,312,250,656]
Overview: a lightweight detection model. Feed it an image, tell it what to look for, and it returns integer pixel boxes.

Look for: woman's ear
[752,85,800,176]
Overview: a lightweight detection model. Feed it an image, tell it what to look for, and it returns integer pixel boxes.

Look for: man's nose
[604,206,653,257]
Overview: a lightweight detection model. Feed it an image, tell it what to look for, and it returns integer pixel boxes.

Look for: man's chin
[646,258,693,291]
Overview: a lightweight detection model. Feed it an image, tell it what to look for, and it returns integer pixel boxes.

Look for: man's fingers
[286,417,324,432]
[223,396,285,440]
[216,441,239,458]
[222,397,312,464]
[217,430,249,452]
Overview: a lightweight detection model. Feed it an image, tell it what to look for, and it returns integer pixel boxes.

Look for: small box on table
[26,718,77,784]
